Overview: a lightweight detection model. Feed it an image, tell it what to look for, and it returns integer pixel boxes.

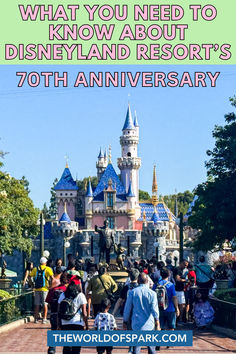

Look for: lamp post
[179,212,184,263]
[63,239,70,267]
[39,212,45,257]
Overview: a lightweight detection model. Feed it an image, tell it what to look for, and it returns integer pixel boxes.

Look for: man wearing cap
[30,257,53,323]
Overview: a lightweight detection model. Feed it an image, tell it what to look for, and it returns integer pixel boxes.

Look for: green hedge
[214,288,236,304]
[0,289,12,300]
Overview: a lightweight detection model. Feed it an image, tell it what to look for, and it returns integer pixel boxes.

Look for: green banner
[0,0,235,64]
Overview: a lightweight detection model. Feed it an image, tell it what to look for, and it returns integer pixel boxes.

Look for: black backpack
[35,266,46,289]
[51,289,64,313]
[59,297,79,320]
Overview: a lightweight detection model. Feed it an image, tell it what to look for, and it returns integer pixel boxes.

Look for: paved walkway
[0,318,235,353]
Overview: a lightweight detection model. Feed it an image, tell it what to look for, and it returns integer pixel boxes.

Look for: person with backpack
[153,267,179,331]
[112,268,140,317]
[123,272,160,354]
[46,273,69,354]
[58,282,88,354]
[94,298,117,354]
[30,257,53,323]
[113,268,139,354]
[195,256,215,297]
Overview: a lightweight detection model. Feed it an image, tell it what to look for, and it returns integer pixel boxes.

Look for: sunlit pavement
[0,318,235,353]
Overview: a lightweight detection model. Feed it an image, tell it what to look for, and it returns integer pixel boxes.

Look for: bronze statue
[1,259,7,279]
[95,220,114,264]
[114,243,126,270]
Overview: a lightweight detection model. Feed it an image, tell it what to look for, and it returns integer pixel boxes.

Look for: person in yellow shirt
[30,257,53,323]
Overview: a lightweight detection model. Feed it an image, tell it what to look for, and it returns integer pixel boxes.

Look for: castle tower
[127,180,136,229]
[54,163,78,221]
[117,104,141,207]
[152,164,158,207]
[96,147,108,181]
[85,178,93,229]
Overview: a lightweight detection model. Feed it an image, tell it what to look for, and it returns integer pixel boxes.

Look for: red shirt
[46,284,67,304]
[188,270,196,283]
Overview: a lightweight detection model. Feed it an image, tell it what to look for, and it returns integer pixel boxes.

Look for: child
[185,277,198,322]
[193,291,214,329]
[94,298,117,354]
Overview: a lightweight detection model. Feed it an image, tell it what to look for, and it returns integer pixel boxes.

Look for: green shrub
[0,289,11,300]
[214,288,236,303]
[0,292,21,325]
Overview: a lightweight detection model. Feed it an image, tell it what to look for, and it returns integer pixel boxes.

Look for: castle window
[65,193,68,196]
[60,193,62,196]
[127,152,131,157]
[107,217,114,229]
[70,193,73,196]
[77,199,83,216]
[107,192,113,207]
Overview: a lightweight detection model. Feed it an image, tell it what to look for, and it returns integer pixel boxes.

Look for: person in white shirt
[58,282,88,354]
[94,298,117,354]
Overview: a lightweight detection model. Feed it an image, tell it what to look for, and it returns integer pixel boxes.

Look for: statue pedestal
[109,270,129,285]
[0,278,12,289]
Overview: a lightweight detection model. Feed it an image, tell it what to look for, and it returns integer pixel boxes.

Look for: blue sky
[0,65,235,208]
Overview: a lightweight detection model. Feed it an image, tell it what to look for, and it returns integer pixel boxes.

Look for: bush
[214,288,236,303]
[0,289,11,300]
[0,291,21,325]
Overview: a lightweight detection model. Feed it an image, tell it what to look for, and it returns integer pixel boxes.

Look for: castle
[44,104,180,262]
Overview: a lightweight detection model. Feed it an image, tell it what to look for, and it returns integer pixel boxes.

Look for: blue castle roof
[139,202,176,222]
[127,181,135,197]
[86,179,93,197]
[151,211,160,224]
[123,105,135,130]
[59,211,71,223]
[54,167,78,191]
[134,111,139,127]
[98,147,104,159]
[93,163,127,201]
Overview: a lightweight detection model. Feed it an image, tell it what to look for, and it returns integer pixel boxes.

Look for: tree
[139,189,151,201]
[20,176,30,193]
[77,176,98,191]
[42,202,50,219]
[189,97,236,251]
[161,191,194,216]
[0,166,39,256]
[48,178,58,219]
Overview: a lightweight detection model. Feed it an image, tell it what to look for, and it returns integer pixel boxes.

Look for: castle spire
[98,147,104,159]
[122,104,135,130]
[86,178,93,197]
[65,155,69,168]
[134,110,139,127]
[127,180,135,197]
[108,145,112,164]
[151,165,158,207]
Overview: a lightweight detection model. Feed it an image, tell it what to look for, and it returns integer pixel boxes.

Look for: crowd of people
[24,254,236,354]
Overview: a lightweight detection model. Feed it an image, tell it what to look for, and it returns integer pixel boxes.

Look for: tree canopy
[189,97,236,251]
[77,176,98,191]
[48,178,58,219]
[161,191,194,216]
[0,157,39,256]
[139,189,151,201]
